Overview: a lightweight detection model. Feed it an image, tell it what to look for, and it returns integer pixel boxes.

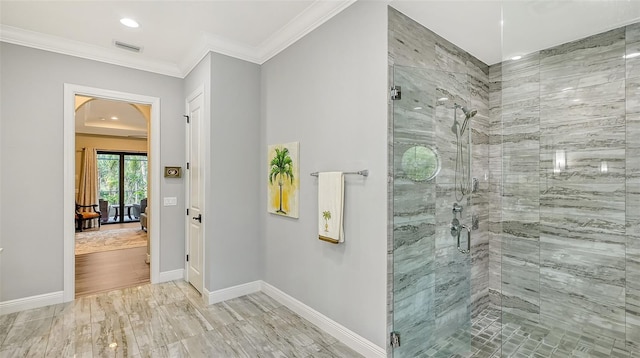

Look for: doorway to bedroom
[74,96,150,297]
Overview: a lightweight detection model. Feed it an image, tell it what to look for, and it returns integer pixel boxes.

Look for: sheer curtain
[77,147,98,227]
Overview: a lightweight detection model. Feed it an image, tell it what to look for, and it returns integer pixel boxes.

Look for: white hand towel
[318,172,344,244]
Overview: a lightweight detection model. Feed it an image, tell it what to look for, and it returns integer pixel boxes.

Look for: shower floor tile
[423,307,637,358]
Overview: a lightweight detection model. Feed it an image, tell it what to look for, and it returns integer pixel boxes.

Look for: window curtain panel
[77,147,98,228]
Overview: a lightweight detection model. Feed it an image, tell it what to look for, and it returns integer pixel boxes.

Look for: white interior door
[186,91,204,294]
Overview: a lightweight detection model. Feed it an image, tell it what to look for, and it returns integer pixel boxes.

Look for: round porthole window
[401,145,440,181]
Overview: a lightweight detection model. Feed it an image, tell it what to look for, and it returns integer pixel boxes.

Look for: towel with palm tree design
[318,172,344,243]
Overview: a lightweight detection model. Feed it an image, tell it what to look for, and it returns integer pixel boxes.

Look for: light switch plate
[163,197,177,206]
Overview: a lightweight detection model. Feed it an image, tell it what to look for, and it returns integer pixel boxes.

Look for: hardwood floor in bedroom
[75,246,150,298]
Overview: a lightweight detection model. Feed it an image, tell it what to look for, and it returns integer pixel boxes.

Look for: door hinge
[186,208,189,215]
[186,254,189,262]
[186,162,190,170]
[390,86,401,101]
[390,331,401,348]
[184,115,190,123]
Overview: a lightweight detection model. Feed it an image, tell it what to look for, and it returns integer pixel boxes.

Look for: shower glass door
[392,65,473,357]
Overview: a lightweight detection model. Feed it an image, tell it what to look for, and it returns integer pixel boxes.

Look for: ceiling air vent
[113,40,142,53]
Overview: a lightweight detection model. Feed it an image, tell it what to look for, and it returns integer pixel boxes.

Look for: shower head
[464,108,478,119]
[455,104,477,120]
[453,103,477,135]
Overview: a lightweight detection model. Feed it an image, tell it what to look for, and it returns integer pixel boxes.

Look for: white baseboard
[261,282,386,358]
[157,269,184,283]
[207,280,261,305]
[0,291,64,315]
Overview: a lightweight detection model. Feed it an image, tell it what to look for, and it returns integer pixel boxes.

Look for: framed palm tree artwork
[268,142,299,218]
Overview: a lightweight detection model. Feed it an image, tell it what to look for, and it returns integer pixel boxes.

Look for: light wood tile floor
[0,280,363,358]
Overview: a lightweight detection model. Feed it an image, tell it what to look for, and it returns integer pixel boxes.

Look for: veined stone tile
[627,22,640,43]
[392,108,434,144]
[159,301,213,341]
[540,247,625,301]
[128,305,180,357]
[45,315,93,357]
[502,153,540,179]
[540,183,626,244]
[627,77,640,112]
[272,306,337,348]
[540,80,625,127]
[540,285,626,341]
[181,329,245,357]
[540,28,625,93]
[434,33,471,75]
[502,72,540,105]
[627,287,640,350]
[540,148,626,184]
[90,289,129,323]
[53,296,92,327]
[626,39,640,79]
[138,341,189,358]
[501,52,540,80]
[627,183,640,240]
[13,304,57,324]
[501,277,540,324]
[626,147,640,183]
[150,281,188,306]
[393,221,436,303]
[388,7,436,69]
[0,334,49,357]
[501,103,540,135]
[2,316,52,348]
[0,312,17,346]
[501,188,540,224]
[434,247,471,338]
[91,313,140,357]
[393,176,436,218]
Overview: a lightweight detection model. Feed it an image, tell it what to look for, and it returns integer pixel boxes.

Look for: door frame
[184,85,206,294]
[63,84,161,302]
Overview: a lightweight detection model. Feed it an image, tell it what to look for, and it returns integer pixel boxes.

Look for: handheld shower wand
[453,103,477,201]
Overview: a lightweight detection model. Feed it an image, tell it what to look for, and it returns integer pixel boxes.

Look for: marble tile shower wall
[388,7,490,356]
[626,22,640,353]
[489,23,640,350]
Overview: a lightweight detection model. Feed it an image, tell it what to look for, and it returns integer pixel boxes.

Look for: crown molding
[178,32,262,76]
[0,24,183,78]
[0,0,356,78]
[179,0,356,72]
[256,0,357,63]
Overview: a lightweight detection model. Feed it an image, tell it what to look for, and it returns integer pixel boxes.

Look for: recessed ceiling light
[438,97,449,101]
[120,18,139,28]
[111,116,119,120]
[624,52,640,59]
[100,117,106,121]
[413,107,423,110]
[511,55,522,61]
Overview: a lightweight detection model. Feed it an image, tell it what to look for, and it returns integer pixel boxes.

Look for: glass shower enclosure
[391,65,475,357]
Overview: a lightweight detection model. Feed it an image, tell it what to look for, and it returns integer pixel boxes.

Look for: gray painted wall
[209,52,262,290]
[260,1,388,347]
[180,50,264,293]
[0,43,184,300]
